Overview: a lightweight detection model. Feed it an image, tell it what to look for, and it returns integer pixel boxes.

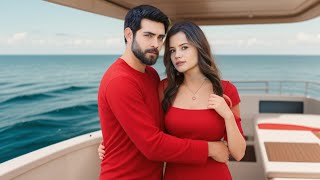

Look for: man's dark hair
[124,5,170,43]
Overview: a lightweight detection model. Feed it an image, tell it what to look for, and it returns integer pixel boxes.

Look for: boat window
[259,101,303,113]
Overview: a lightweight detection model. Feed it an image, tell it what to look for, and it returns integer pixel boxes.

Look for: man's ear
[124,27,133,43]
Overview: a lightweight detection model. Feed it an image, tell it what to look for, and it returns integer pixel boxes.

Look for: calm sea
[0,55,319,163]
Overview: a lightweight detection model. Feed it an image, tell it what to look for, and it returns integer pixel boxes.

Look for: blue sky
[1,0,320,55]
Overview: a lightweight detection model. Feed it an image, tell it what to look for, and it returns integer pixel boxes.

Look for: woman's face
[168,32,198,73]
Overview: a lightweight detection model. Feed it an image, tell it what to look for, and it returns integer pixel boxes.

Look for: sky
[0,0,320,55]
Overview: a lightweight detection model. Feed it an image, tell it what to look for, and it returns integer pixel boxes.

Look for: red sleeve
[224,81,240,107]
[223,81,244,141]
[158,79,168,132]
[106,77,208,164]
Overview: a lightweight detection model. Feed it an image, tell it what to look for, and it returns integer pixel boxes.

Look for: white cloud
[73,39,83,46]
[0,31,126,54]
[297,32,311,41]
[31,39,45,45]
[84,39,93,45]
[210,37,272,48]
[212,39,242,46]
[104,37,122,47]
[1,31,319,55]
[247,38,258,46]
[7,32,28,44]
[13,32,27,40]
[295,32,320,43]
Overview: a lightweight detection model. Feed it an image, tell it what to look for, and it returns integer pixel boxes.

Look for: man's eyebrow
[143,32,166,37]
[143,32,156,35]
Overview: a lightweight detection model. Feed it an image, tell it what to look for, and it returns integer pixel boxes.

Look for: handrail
[232,80,320,100]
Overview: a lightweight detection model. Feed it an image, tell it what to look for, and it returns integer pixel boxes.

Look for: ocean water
[0,55,320,163]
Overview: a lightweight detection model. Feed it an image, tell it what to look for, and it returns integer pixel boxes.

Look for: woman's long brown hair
[162,21,223,112]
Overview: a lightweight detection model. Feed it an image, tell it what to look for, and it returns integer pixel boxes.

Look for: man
[98,5,228,180]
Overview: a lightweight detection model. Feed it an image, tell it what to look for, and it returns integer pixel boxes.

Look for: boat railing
[233,80,320,100]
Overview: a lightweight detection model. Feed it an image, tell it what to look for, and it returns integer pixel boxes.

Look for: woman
[99,21,246,179]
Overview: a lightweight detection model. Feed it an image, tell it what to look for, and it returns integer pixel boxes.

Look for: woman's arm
[98,141,105,160]
[223,104,246,161]
[208,94,246,161]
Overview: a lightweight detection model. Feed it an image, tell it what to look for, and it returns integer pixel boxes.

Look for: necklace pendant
[192,96,196,100]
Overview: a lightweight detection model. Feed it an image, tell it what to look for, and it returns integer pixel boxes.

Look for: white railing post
[305,82,309,96]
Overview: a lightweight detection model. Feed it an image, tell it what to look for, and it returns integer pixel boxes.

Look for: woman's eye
[169,49,175,53]
[182,46,188,50]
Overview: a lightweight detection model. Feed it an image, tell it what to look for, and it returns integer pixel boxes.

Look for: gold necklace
[184,79,207,100]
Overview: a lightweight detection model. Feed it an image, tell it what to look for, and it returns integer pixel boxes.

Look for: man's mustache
[145,48,159,55]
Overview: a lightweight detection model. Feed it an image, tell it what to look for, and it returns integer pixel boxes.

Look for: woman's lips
[175,61,186,66]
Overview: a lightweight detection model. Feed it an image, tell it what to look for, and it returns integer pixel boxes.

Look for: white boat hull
[0,131,102,180]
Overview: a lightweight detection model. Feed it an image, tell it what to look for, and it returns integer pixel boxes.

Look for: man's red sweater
[98,58,208,180]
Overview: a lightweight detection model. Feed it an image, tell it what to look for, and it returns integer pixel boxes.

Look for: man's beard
[131,38,159,66]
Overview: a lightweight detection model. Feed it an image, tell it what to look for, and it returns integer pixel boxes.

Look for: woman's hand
[207,94,233,120]
[98,142,105,160]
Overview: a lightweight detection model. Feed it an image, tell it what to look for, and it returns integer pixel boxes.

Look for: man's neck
[121,49,146,73]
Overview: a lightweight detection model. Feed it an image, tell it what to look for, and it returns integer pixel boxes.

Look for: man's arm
[106,77,208,164]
